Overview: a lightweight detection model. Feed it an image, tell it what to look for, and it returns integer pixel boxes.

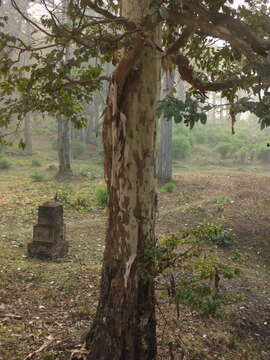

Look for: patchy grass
[1,158,270,359]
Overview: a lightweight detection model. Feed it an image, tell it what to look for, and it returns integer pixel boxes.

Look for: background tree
[157,68,175,184]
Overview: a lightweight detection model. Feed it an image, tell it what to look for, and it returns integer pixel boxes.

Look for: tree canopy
[0,0,270,142]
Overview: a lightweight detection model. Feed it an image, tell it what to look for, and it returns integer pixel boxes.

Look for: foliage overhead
[156,93,210,128]
[0,0,270,141]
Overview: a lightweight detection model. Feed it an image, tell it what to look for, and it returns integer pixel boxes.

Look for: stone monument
[27,201,68,259]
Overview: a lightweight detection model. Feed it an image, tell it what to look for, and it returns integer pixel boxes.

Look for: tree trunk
[86,1,160,359]
[157,69,175,184]
[85,117,95,144]
[24,113,32,154]
[56,0,73,177]
[57,115,72,177]
[211,92,216,124]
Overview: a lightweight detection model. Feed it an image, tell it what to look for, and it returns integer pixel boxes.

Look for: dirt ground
[0,169,270,360]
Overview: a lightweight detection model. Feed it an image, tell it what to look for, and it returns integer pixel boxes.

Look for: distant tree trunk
[85,1,160,359]
[85,117,95,144]
[24,113,32,153]
[211,92,216,124]
[57,116,72,177]
[219,96,223,124]
[157,68,175,184]
[56,0,73,177]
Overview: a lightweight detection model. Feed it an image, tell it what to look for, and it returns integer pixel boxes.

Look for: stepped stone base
[27,201,69,260]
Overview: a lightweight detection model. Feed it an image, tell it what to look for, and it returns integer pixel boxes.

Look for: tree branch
[170,52,268,92]
[167,5,270,58]
[166,26,194,56]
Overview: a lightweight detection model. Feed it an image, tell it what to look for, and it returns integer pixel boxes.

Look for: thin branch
[53,75,110,92]
[83,0,120,20]
[11,0,53,38]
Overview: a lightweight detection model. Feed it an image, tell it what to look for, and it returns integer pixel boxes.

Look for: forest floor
[0,163,270,360]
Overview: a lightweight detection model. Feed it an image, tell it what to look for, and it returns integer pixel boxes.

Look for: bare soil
[0,170,270,360]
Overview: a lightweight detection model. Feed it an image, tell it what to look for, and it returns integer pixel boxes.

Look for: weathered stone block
[27,201,68,260]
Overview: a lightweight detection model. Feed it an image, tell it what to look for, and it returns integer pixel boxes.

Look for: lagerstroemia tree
[0,0,270,358]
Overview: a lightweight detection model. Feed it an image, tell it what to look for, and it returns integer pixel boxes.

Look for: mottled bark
[157,69,175,184]
[86,1,161,359]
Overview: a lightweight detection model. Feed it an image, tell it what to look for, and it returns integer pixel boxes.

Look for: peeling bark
[86,1,161,359]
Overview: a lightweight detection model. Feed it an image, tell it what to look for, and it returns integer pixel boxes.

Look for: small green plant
[30,172,45,182]
[160,181,177,193]
[216,195,233,206]
[191,222,235,248]
[0,157,11,169]
[73,194,92,212]
[31,158,42,167]
[231,251,244,261]
[182,204,207,215]
[55,189,73,204]
[95,185,108,207]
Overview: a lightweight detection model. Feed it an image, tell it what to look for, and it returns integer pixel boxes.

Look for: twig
[23,336,56,360]
[0,312,22,320]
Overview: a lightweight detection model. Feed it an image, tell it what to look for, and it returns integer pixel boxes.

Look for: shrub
[31,158,42,167]
[95,185,108,207]
[172,134,192,159]
[207,128,231,145]
[214,142,233,159]
[160,182,176,193]
[31,172,45,182]
[256,144,270,162]
[73,194,92,211]
[191,127,208,144]
[144,229,240,318]
[71,139,87,158]
[0,157,11,169]
[55,189,73,203]
[191,222,235,248]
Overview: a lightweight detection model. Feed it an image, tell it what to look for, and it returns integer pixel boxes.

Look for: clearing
[0,167,270,360]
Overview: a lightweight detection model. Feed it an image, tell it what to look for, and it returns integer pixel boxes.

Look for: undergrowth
[144,224,240,318]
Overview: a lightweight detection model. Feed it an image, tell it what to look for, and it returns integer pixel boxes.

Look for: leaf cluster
[157,93,209,128]
[231,95,270,129]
